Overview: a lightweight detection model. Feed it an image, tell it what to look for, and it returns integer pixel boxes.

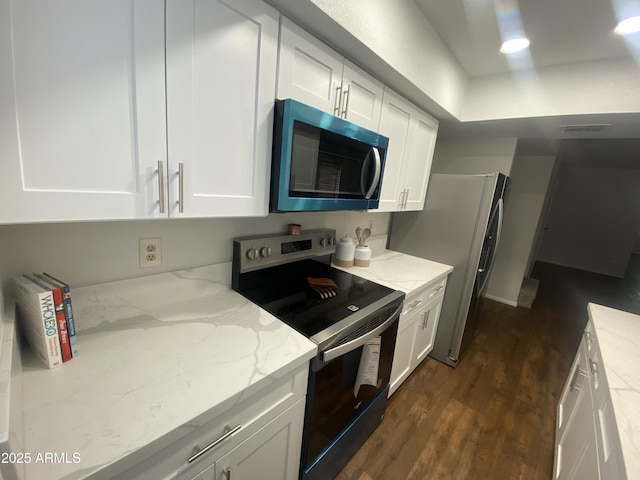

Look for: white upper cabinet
[277,18,383,131]
[0,0,278,224]
[0,0,167,223]
[166,0,278,218]
[376,88,438,212]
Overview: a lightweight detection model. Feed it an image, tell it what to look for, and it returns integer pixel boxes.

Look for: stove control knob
[320,238,327,247]
[328,236,336,246]
[259,247,272,258]
[246,248,259,260]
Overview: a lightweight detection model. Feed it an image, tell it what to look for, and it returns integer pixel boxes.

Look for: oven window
[289,121,381,199]
[305,319,398,465]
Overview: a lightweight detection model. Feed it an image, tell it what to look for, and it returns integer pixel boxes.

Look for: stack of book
[14,273,78,369]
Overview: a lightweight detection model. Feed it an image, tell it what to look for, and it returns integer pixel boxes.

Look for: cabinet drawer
[110,363,309,480]
[401,278,447,316]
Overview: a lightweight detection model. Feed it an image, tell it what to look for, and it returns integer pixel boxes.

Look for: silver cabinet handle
[224,467,232,480]
[570,366,587,392]
[157,160,166,214]
[420,311,428,330]
[407,299,423,311]
[400,188,408,209]
[187,424,241,463]
[429,285,445,298]
[584,331,593,349]
[177,162,184,213]
[341,84,350,118]
[333,83,342,116]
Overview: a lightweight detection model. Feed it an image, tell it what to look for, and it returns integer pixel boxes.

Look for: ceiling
[412,0,640,142]
[415,0,640,79]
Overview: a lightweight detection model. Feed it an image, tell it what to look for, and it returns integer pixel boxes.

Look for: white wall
[0,211,391,295]
[537,140,640,277]
[463,58,640,121]
[484,154,556,305]
[431,137,517,176]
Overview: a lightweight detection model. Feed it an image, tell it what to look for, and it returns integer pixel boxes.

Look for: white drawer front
[109,363,309,480]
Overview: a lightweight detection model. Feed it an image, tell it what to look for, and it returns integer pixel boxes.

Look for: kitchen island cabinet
[1,263,316,480]
[0,0,278,224]
[554,303,639,480]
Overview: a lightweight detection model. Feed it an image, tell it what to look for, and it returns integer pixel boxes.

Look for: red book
[35,274,72,362]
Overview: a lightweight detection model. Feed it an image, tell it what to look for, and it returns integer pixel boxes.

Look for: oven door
[271,99,388,212]
[302,301,401,473]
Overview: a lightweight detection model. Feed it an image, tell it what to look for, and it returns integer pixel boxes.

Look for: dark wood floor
[336,255,640,480]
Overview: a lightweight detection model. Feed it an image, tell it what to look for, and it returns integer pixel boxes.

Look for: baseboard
[535,259,625,279]
[482,293,518,307]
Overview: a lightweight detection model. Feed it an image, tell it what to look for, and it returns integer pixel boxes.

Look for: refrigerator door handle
[478,198,504,294]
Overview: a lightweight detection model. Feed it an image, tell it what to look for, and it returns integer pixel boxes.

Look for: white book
[14,275,62,369]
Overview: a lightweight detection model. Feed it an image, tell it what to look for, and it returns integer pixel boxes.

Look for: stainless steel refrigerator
[388,172,509,367]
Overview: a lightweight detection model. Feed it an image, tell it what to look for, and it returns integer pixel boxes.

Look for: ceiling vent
[559,124,613,133]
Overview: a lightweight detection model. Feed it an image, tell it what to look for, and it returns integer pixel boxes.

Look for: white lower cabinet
[389,277,447,397]
[554,336,599,480]
[186,399,306,480]
[554,321,626,480]
[111,363,309,480]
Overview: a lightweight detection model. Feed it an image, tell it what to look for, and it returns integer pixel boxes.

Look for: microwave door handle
[361,147,382,199]
[322,302,402,363]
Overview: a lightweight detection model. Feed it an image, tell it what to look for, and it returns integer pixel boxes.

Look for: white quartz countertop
[16,263,317,480]
[332,248,453,295]
[588,303,640,479]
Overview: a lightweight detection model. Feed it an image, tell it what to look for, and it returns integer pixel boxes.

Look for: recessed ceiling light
[500,37,530,54]
[615,15,640,35]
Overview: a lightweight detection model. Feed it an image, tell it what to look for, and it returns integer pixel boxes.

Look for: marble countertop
[332,247,453,295]
[588,303,640,479]
[14,263,317,480]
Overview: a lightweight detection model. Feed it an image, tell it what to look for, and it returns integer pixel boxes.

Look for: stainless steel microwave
[270,99,389,212]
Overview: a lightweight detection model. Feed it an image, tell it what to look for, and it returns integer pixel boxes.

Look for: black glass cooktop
[236,257,395,339]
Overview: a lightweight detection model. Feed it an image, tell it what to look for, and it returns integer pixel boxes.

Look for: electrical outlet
[139,238,162,268]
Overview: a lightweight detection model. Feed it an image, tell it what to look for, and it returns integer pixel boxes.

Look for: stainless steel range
[232,229,404,480]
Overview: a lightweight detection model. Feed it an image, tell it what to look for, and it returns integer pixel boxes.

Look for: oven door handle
[322,303,402,363]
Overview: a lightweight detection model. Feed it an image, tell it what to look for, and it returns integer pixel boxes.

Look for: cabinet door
[402,111,438,211]
[412,293,444,368]
[376,88,412,212]
[389,310,419,397]
[554,339,599,480]
[340,60,383,131]
[214,398,306,480]
[277,18,344,115]
[166,0,278,218]
[587,336,625,480]
[0,0,167,224]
